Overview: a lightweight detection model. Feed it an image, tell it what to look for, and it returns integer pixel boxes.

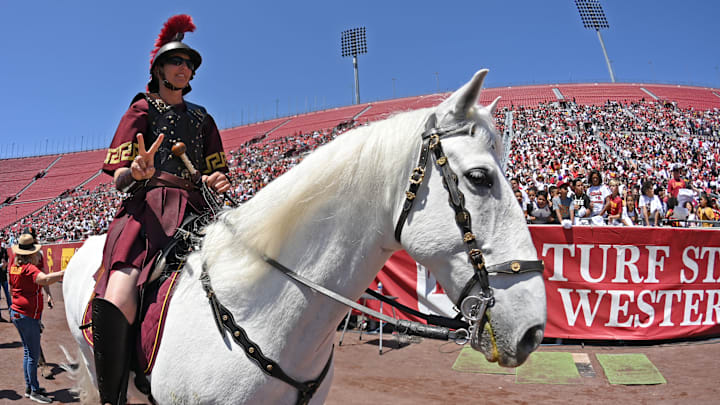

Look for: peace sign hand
[131,133,164,181]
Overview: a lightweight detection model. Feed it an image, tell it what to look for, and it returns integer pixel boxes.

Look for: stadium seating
[356,94,448,122]
[478,85,558,109]
[17,150,105,202]
[1,83,718,242]
[267,105,368,140]
[220,118,291,151]
[0,201,48,229]
[643,84,720,110]
[555,84,649,105]
[0,156,56,200]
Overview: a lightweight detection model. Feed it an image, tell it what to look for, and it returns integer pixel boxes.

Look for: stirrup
[92,298,132,405]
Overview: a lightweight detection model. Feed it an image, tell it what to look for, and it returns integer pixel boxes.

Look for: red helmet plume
[147,14,202,95]
[149,14,196,67]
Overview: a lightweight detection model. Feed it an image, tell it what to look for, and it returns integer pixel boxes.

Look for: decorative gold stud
[409,167,425,184]
[511,261,521,272]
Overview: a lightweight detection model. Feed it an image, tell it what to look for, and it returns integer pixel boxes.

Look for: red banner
[31,226,720,341]
[370,226,720,341]
[41,242,84,273]
[531,226,720,340]
[4,242,83,273]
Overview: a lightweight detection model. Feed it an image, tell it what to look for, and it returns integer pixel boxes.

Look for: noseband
[394,114,544,322]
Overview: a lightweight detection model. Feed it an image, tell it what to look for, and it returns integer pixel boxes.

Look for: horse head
[396,70,546,367]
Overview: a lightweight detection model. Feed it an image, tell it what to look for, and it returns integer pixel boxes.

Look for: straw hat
[12,233,41,255]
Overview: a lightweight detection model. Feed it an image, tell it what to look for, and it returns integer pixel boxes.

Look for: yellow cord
[483,311,499,361]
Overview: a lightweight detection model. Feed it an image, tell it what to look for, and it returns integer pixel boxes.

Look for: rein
[261,255,470,343]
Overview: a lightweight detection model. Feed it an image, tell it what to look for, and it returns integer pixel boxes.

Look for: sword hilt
[171,142,199,178]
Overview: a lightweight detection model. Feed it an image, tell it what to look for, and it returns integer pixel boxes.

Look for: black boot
[92,298,132,405]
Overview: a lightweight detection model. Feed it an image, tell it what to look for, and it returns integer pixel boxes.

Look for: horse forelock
[201,108,432,287]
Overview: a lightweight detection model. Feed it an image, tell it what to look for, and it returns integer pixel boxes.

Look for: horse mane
[199,108,432,286]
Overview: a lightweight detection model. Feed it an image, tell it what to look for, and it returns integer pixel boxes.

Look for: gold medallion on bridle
[409,167,426,184]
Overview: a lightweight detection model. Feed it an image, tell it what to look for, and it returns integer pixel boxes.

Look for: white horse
[64,70,546,404]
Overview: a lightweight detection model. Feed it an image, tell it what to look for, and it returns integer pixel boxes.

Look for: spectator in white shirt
[639,181,662,226]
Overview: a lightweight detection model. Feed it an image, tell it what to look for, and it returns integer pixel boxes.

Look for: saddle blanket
[82,270,180,374]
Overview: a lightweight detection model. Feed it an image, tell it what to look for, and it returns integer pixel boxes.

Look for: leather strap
[394,120,477,243]
[200,263,333,405]
[393,115,544,311]
[394,137,431,242]
[146,171,199,191]
[363,288,469,330]
[261,255,467,342]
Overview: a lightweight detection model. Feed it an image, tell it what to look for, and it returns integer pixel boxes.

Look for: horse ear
[437,69,488,121]
[487,96,501,115]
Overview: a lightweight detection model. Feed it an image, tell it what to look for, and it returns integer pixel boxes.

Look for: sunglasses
[165,56,195,70]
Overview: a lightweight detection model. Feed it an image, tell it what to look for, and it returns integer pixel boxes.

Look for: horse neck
[196,111,425,349]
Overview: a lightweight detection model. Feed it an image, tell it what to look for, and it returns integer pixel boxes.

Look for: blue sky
[1,1,718,158]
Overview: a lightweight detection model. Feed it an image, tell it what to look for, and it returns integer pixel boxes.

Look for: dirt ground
[1,284,719,404]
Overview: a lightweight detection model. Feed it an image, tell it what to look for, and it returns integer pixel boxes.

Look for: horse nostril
[517,324,544,363]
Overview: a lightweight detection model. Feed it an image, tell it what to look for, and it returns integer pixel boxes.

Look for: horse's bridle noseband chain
[394,114,544,322]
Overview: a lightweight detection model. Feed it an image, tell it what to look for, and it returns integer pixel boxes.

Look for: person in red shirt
[19,227,53,309]
[600,179,624,225]
[9,233,64,404]
[667,165,687,198]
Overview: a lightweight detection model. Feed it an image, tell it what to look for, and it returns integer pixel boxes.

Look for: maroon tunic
[95,95,228,296]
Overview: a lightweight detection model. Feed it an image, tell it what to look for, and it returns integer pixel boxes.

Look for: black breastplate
[142,93,208,180]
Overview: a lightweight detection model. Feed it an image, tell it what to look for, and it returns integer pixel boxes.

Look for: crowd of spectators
[501,100,719,227]
[1,183,118,245]
[1,99,718,244]
[0,124,356,244]
[225,128,340,202]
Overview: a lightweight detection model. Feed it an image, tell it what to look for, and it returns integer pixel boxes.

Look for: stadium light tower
[575,0,615,83]
[341,27,367,104]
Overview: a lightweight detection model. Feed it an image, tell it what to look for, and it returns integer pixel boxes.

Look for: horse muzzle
[468,313,545,367]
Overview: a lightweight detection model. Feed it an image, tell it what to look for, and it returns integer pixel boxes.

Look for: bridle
[394,113,544,325]
[192,113,544,404]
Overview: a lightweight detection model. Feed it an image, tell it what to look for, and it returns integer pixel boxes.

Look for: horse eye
[465,168,493,188]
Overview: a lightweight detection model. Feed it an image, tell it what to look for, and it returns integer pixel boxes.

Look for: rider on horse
[93,14,230,405]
